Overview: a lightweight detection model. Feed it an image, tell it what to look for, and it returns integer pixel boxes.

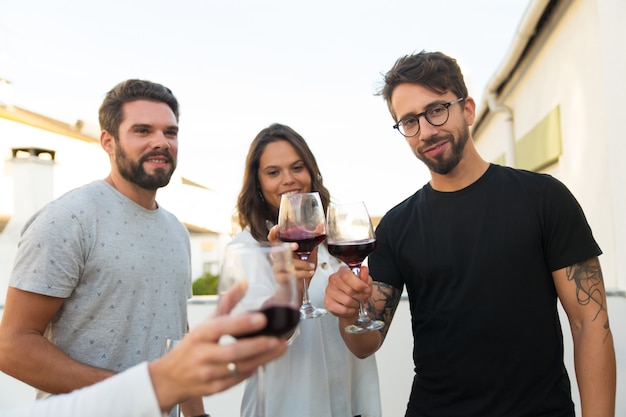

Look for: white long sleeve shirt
[1,362,164,417]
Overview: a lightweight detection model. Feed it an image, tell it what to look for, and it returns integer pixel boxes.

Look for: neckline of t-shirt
[424,163,495,198]
[98,179,162,214]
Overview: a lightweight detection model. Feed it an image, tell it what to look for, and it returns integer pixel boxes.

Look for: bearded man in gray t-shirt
[0,79,207,417]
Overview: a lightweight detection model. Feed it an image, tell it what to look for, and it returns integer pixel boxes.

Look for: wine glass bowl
[326,201,384,334]
[217,242,301,338]
[327,239,377,268]
[278,192,328,319]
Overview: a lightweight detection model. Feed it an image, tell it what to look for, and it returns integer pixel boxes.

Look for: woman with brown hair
[231,123,381,417]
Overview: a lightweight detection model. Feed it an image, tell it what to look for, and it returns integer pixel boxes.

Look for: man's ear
[463,97,476,126]
[100,130,115,155]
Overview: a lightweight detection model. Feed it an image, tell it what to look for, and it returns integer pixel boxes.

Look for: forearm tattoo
[566,257,610,330]
[366,282,400,338]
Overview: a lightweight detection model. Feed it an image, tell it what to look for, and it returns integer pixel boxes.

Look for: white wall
[598,0,626,290]
[474,0,626,289]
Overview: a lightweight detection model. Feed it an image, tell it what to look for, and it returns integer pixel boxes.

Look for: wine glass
[163,338,182,417]
[326,201,384,334]
[216,242,300,417]
[278,192,328,319]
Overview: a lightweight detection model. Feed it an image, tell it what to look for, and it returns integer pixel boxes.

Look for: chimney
[0,147,55,306]
[7,147,56,227]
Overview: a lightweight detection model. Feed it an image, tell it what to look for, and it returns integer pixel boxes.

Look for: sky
[0,0,531,225]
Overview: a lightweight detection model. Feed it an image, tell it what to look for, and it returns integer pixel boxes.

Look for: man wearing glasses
[324,51,616,416]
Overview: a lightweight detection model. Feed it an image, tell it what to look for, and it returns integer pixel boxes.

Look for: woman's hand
[267,224,280,242]
[268,225,316,283]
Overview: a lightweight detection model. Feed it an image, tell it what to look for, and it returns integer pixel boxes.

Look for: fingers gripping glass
[393,97,464,137]
[326,202,384,334]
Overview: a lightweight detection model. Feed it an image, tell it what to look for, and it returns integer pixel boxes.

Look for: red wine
[328,239,376,267]
[279,229,326,254]
[236,306,300,338]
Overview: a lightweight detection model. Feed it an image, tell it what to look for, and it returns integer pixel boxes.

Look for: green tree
[192,272,219,295]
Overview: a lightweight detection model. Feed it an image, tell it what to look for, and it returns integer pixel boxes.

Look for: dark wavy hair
[378,50,468,120]
[237,123,331,242]
[98,79,180,139]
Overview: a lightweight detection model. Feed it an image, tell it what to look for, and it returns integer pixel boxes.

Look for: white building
[472,0,626,291]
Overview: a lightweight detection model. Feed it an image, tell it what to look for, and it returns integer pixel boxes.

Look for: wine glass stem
[257,364,266,417]
[351,266,369,321]
[299,254,313,306]
[302,278,312,305]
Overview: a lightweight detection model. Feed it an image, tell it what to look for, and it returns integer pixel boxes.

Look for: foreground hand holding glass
[326,201,384,334]
[278,192,328,319]
[216,242,300,417]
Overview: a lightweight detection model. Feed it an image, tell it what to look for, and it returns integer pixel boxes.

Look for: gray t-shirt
[10,180,191,398]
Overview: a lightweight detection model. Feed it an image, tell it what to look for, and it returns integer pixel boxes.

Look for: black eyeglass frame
[392,97,465,138]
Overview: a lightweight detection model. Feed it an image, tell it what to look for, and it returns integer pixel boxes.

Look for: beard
[414,125,470,175]
[114,145,176,190]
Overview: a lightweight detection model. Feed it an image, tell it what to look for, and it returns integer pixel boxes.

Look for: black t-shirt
[370,164,601,417]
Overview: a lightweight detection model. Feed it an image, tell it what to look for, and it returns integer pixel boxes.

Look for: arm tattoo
[366,282,401,338]
[566,257,609,329]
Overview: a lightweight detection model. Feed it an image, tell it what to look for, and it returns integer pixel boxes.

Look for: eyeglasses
[393,97,464,138]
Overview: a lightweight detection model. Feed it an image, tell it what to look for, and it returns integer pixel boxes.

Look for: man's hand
[149,312,288,412]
